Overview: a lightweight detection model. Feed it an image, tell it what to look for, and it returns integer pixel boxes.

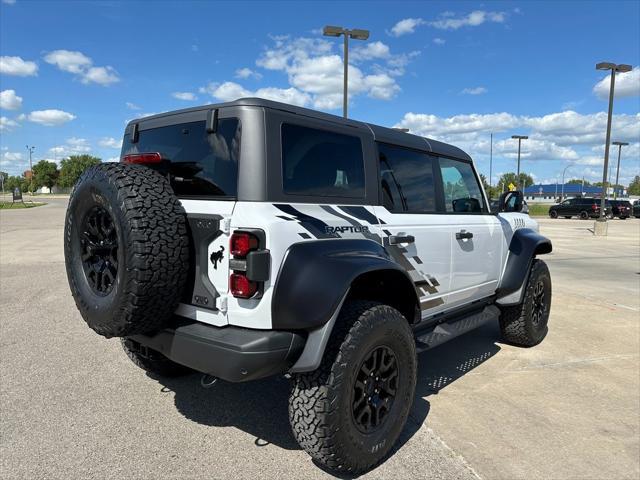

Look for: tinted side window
[281,123,364,198]
[438,157,485,213]
[121,119,240,197]
[378,143,437,213]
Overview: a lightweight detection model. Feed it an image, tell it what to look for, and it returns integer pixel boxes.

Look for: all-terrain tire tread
[499,259,550,347]
[65,163,189,337]
[288,300,416,474]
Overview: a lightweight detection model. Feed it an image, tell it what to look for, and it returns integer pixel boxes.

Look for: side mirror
[499,190,524,213]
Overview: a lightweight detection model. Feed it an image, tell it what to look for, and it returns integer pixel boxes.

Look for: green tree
[32,160,59,190]
[496,172,534,192]
[627,175,640,196]
[480,173,500,199]
[567,178,591,186]
[58,155,101,188]
[5,175,22,192]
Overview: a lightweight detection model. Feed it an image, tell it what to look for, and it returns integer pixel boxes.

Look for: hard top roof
[127,97,471,161]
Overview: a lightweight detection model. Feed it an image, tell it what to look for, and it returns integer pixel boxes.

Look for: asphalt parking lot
[1,198,639,479]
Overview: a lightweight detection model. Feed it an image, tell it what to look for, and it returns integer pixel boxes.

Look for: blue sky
[1,0,639,186]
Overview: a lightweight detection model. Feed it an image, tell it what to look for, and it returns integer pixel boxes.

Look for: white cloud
[48,138,92,161]
[394,110,640,166]
[389,18,425,37]
[1,0,17,4]
[43,49,91,73]
[429,10,506,30]
[433,38,446,45]
[461,86,488,95]
[0,89,23,110]
[0,56,38,76]
[350,41,391,62]
[172,91,197,101]
[98,137,122,149]
[27,109,76,126]
[82,66,119,85]
[235,67,262,80]
[125,102,141,110]
[593,67,640,100]
[201,81,312,107]
[43,50,120,86]
[1,151,23,162]
[0,116,20,131]
[251,36,405,109]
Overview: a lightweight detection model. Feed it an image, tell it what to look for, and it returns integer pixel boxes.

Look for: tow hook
[200,374,218,389]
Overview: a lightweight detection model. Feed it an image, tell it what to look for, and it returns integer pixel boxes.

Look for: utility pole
[489,133,493,196]
[594,61,632,234]
[323,26,370,118]
[26,145,35,194]
[612,141,628,199]
[511,135,528,189]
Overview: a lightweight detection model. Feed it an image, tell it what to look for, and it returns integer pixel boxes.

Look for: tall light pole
[25,145,35,194]
[489,133,493,195]
[511,135,528,189]
[323,25,370,118]
[561,164,573,200]
[595,62,632,230]
[612,141,628,199]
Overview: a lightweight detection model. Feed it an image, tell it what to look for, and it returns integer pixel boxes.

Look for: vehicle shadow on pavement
[392,321,502,458]
[153,321,502,470]
[154,373,301,450]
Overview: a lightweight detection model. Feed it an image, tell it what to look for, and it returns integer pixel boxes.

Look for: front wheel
[289,301,417,475]
[499,259,551,347]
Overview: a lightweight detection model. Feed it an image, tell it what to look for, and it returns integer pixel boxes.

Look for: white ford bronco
[64,98,552,474]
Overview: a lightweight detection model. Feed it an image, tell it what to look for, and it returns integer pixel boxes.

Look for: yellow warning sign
[508,183,516,191]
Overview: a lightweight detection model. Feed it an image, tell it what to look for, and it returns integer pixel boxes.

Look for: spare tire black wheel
[64,163,190,338]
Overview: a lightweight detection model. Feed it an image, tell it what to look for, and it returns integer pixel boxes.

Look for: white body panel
[177,197,538,330]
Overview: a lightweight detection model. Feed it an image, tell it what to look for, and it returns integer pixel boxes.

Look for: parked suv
[634,200,640,218]
[607,199,632,219]
[548,197,609,219]
[63,98,552,474]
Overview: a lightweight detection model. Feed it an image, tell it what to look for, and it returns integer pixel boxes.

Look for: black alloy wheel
[352,345,399,433]
[80,206,118,296]
[531,280,547,327]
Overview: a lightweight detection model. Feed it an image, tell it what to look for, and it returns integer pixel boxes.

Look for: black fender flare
[271,238,417,330]
[497,228,552,299]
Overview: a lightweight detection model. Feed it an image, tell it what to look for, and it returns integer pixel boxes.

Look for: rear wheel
[499,259,551,347]
[549,210,558,219]
[579,211,589,220]
[289,301,417,475]
[121,338,193,377]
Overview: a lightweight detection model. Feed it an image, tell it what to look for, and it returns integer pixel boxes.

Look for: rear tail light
[230,232,259,258]
[592,204,598,211]
[229,273,257,299]
[229,231,266,299]
[122,152,162,164]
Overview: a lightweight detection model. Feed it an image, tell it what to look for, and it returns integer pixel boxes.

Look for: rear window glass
[121,119,240,197]
[281,123,365,197]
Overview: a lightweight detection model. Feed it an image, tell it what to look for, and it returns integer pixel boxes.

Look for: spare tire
[64,163,190,338]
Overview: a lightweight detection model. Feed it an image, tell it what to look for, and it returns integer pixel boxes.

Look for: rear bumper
[129,321,305,382]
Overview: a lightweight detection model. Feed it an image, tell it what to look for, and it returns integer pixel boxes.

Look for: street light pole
[489,132,493,193]
[595,62,632,230]
[561,164,572,200]
[25,145,35,194]
[323,25,370,118]
[612,141,628,199]
[511,135,528,189]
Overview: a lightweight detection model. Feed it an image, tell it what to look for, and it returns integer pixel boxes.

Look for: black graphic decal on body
[273,204,340,239]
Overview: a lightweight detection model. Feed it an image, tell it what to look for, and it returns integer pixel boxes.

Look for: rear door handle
[456,230,474,240]
[389,235,415,245]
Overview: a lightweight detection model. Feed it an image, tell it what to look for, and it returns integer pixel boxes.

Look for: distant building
[523,183,627,203]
